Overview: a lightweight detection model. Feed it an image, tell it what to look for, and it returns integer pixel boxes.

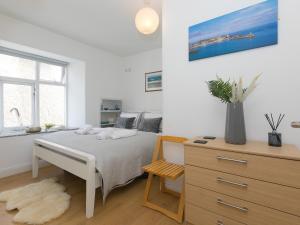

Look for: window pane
[3,83,33,127]
[0,54,36,80]
[39,84,65,126]
[40,63,64,83]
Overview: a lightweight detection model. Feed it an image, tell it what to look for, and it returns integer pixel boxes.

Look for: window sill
[0,128,77,138]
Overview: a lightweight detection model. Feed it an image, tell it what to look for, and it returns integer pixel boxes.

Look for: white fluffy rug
[0,178,71,224]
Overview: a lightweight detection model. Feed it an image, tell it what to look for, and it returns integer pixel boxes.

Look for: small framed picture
[145,71,162,92]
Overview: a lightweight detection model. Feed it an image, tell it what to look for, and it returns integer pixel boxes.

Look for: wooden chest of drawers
[184,138,300,225]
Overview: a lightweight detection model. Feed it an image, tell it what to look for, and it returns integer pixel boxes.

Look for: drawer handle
[217,177,248,188]
[216,156,248,165]
[217,198,249,213]
[217,221,224,225]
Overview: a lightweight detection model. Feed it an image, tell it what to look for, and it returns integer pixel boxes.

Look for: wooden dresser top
[184,137,300,161]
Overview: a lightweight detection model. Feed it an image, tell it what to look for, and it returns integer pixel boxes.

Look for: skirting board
[0,160,50,179]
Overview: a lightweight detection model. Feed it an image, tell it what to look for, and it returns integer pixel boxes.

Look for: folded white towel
[75,125,93,135]
[96,128,114,140]
[110,129,137,140]
[76,126,137,140]
[88,128,106,135]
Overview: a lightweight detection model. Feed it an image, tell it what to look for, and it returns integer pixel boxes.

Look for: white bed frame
[32,139,101,218]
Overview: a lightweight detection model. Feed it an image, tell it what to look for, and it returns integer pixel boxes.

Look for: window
[0,50,68,130]
[40,63,65,83]
[0,54,36,80]
[39,84,65,126]
[3,83,33,127]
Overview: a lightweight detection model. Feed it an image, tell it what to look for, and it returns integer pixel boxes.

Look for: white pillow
[120,112,142,129]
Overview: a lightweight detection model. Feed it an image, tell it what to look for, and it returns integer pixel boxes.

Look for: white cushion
[120,112,142,129]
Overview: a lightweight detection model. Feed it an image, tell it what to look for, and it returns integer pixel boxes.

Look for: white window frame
[0,49,68,131]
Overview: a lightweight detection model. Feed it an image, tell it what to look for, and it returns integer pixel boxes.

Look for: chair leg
[144,175,185,223]
[160,177,166,193]
[160,177,181,197]
[176,181,185,223]
[144,173,154,202]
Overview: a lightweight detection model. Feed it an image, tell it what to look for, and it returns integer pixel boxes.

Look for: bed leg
[32,148,39,178]
[86,160,96,218]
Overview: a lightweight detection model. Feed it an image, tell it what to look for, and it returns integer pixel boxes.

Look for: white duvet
[37,130,157,202]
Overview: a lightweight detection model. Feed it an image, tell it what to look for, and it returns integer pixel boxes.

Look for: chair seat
[143,160,184,180]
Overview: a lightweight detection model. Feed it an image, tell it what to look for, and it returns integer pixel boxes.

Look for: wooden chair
[143,135,188,223]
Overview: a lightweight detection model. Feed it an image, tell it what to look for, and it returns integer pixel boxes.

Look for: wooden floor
[0,166,182,225]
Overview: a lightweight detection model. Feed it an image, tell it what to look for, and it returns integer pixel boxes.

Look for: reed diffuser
[264,113,285,147]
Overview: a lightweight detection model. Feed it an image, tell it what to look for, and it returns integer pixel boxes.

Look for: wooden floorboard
[0,166,182,225]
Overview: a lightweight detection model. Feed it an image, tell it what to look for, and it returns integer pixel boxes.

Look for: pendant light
[135,0,160,35]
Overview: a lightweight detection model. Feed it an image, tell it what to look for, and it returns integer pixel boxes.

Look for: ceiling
[0,0,162,56]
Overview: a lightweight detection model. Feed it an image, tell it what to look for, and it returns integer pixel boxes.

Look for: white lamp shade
[135,7,159,35]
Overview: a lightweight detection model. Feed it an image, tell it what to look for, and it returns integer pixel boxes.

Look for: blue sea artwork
[147,75,162,83]
[189,0,278,61]
[145,71,162,92]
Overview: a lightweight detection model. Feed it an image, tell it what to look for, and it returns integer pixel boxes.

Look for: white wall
[0,133,49,178]
[121,48,162,113]
[0,13,122,177]
[67,60,86,126]
[163,0,300,147]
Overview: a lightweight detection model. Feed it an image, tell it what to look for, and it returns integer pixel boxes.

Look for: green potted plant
[207,75,260,144]
[44,123,55,132]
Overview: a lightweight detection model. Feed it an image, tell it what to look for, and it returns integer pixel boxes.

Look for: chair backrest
[151,135,188,162]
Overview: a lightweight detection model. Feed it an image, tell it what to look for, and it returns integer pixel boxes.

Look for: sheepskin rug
[0,178,71,224]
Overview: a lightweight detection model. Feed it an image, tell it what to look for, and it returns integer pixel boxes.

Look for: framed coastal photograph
[145,71,162,92]
[189,0,278,61]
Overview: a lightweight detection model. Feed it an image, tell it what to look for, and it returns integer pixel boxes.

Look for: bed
[32,129,157,218]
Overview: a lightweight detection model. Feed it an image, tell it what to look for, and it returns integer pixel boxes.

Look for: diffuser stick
[265,114,275,131]
[275,113,281,130]
[276,114,285,130]
[271,114,275,130]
